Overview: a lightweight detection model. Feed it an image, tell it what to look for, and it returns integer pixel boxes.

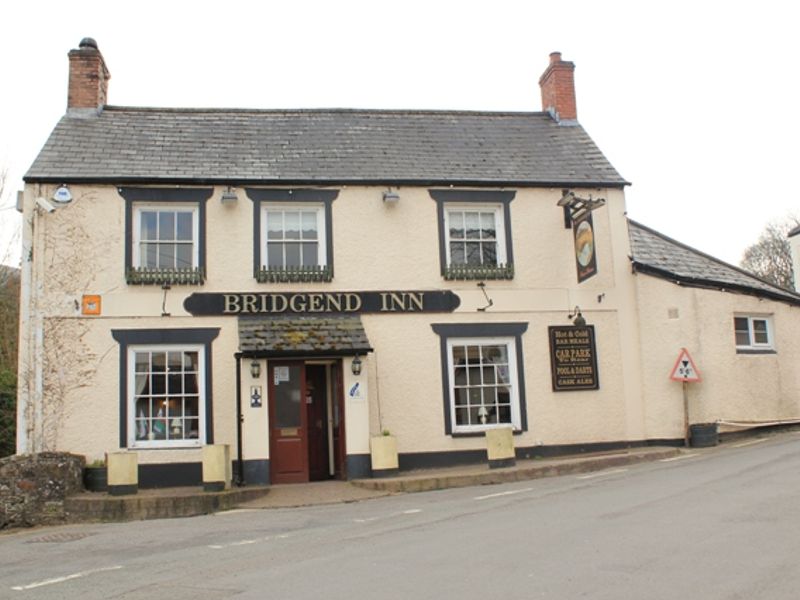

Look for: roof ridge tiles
[100,105,552,118]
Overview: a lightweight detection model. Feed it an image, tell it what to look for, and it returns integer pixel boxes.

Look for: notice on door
[548,325,599,391]
[274,366,290,385]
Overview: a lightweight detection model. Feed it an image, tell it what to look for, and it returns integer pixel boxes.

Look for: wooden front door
[268,361,309,484]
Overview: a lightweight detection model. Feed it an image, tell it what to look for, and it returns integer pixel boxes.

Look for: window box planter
[444,263,514,281]
[255,265,332,283]
[126,267,205,285]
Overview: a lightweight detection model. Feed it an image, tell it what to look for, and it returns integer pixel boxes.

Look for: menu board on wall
[548,325,599,391]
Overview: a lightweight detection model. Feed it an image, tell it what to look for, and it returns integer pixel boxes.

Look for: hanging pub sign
[548,325,599,391]
[573,211,597,283]
[184,290,461,316]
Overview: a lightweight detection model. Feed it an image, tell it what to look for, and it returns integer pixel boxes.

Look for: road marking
[733,438,768,448]
[215,509,260,516]
[576,468,628,480]
[11,565,123,591]
[474,488,533,500]
[354,509,423,523]
[208,533,290,550]
[660,454,699,463]
[402,509,422,514]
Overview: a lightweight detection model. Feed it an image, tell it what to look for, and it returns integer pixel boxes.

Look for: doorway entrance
[268,360,345,484]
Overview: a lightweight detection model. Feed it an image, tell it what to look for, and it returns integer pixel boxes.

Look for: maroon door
[268,362,309,484]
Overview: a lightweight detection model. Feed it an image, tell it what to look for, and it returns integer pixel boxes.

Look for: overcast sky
[2,0,798,268]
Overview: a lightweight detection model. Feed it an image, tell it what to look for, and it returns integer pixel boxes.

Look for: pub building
[16,40,800,487]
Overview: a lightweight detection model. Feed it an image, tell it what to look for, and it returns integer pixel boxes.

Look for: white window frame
[132,203,200,270]
[259,203,327,270]
[446,336,521,434]
[734,315,774,350]
[127,344,206,449]
[443,204,507,268]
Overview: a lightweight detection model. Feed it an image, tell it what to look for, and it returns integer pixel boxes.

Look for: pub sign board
[184,290,461,316]
[548,325,600,391]
[573,211,597,283]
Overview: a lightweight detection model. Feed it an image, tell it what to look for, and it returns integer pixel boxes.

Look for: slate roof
[628,220,800,306]
[238,316,373,357]
[25,107,626,187]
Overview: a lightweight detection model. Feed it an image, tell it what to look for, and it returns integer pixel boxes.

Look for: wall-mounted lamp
[382,189,400,204]
[351,354,363,376]
[250,360,261,379]
[52,185,72,204]
[568,306,587,327]
[221,187,239,204]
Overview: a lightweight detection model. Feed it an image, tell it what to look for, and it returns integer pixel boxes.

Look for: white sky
[2,0,799,268]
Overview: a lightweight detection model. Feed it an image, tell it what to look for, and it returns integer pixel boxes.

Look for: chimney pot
[67,37,110,112]
[539,51,577,123]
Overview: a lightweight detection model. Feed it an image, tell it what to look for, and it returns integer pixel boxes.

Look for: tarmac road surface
[2,432,800,599]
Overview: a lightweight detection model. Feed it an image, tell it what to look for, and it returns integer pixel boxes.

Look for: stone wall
[0,452,84,529]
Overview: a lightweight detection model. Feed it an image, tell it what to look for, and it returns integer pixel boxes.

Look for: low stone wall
[0,452,85,529]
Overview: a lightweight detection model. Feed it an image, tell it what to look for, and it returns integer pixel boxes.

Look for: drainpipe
[235,353,245,486]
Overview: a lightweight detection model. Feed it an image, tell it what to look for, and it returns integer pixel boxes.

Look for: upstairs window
[119,187,212,285]
[263,206,326,274]
[430,190,515,280]
[445,207,505,269]
[246,188,338,283]
[134,206,198,272]
[734,315,774,352]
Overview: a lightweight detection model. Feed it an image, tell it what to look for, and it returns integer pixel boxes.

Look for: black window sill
[127,267,205,286]
[451,429,524,438]
[735,348,777,355]
[444,263,514,281]
[255,266,332,283]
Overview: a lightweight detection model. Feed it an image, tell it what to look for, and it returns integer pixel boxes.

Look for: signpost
[670,348,702,447]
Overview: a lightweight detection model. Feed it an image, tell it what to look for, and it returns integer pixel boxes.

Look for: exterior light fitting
[250,360,261,379]
[351,354,363,376]
[568,306,587,327]
[221,187,238,204]
[382,189,400,204]
[52,185,72,204]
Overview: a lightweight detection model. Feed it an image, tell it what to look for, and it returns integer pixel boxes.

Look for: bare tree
[0,167,19,456]
[740,216,800,290]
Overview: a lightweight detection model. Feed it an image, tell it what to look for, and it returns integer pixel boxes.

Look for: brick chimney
[67,38,110,111]
[539,51,577,123]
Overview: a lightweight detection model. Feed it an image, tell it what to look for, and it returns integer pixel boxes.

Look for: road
[2,434,800,599]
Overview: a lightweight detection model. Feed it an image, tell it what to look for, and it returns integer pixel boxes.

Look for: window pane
[285,243,301,267]
[301,242,318,267]
[141,211,157,240]
[480,212,496,240]
[141,243,157,268]
[184,352,198,371]
[735,331,751,346]
[468,366,482,386]
[450,242,465,265]
[266,211,283,240]
[465,242,482,265]
[464,212,481,239]
[484,345,508,364]
[184,418,200,439]
[301,212,318,240]
[267,242,284,268]
[284,212,300,240]
[135,353,149,372]
[448,212,465,239]
[176,212,193,241]
[452,345,467,365]
[167,374,183,394]
[455,388,468,406]
[482,242,497,265]
[454,366,467,386]
[455,407,469,426]
[468,387,481,406]
[158,212,175,241]
[158,244,176,269]
[151,374,166,395]
[175,244,193,268]
[184,373,199,394]
[152,353,167,372]
[753,320,769,344]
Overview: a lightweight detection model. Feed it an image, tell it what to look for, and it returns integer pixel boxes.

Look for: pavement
[62,445,681,523]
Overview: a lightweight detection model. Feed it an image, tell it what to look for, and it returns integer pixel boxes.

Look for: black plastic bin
[690,423,719,447]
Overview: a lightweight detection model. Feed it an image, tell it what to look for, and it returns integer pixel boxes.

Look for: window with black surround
[430,190,515,280]
[431,323,528,435]
[111,328,219,449]
[245,189,338,283]
[119,187,212,285]
[734,315,774,353]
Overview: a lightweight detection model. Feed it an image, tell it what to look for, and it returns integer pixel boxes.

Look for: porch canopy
[238,315,373,358]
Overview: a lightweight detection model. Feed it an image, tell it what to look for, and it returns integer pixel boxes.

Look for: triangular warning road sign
[670,348,701,382]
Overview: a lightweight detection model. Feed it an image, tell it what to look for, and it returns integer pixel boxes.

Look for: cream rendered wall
[635,274,800,439]
[21,182,646,462]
